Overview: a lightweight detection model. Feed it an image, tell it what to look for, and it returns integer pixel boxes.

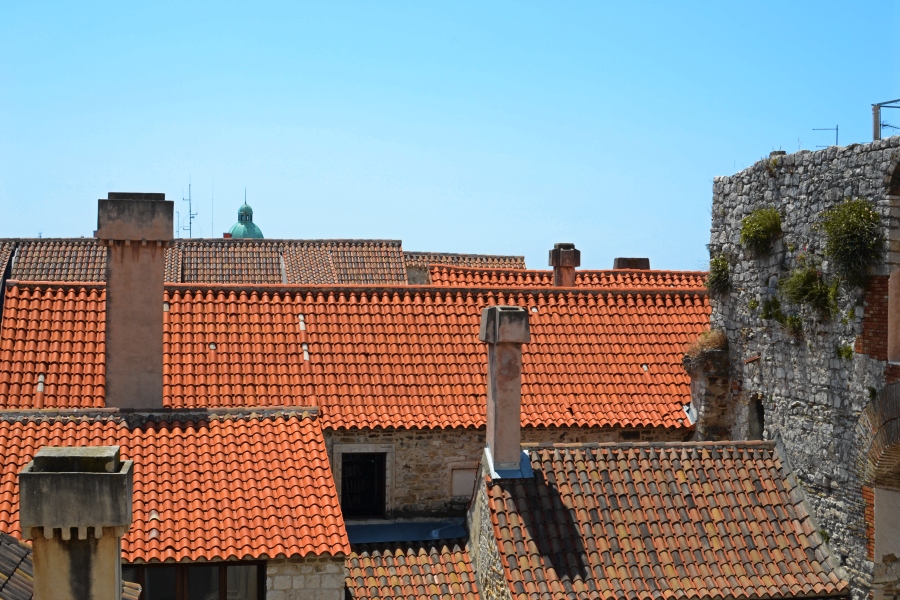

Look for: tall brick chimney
[96,193,173,409]
[548,243,580,287]
[19,446,134,600]
[479,306,530,472]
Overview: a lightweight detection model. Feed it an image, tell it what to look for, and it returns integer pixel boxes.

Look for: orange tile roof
[0,239,408,285]
[429,266,708,289]
[10,240,106,282]
[0,283,708,430]
[486,442,849,600]
[404,251,525,270]
[0,410,349,563]
[346,539,480,600]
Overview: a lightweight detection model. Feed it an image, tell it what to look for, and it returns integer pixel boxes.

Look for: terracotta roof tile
[10,240,106,282]
[0,412,349,563]
[346,539,480,600]
[429,266,708,289]
[0,242,15,278]
[0,283,709,430]
[404,252,525,270]
[0,533,32,600]
[1,239,406,285]
[486,442,849,600]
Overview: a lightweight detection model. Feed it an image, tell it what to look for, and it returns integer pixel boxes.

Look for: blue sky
[1,2,898,270]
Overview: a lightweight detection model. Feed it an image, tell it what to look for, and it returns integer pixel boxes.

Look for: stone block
[274,575,292,590]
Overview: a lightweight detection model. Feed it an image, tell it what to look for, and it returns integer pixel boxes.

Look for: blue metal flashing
[485,448,533,480]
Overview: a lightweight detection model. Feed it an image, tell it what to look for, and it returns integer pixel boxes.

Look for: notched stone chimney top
[96,192,174,242]
[479,306,530,344]
[548,242,581,268]
[19,445,133,541]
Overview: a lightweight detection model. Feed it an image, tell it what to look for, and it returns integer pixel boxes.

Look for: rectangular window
[341,452,386,518]
[122,563,263,600]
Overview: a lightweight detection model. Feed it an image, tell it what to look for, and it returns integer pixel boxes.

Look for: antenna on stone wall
[873,98,900,140]
[182,179,197,238]
[813,125,838,147]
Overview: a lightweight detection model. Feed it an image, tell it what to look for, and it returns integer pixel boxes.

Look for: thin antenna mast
[182,180,197,238]
[873,98,900,140]
[211,181,214,238]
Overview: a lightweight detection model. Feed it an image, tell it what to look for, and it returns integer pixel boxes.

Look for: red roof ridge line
[404,250,525,259]
[521,440,777,450]
[175,238,403,245]
[5,279,105,289]
[432,265,709,275]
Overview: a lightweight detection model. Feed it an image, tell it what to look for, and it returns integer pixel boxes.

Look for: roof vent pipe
[548,243,580,287]
[479,306,530,474]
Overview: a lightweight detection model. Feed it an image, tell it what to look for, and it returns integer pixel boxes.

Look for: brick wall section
[266,556,346,600]
[325,425,684,518]
[856,276,889,361]
[863,486,875,562]
[885,364,900,385]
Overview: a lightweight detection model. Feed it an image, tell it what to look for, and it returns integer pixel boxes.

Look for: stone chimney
[96,193,173,409]
[479,306,530,472]
[19,446,133,600]
[548,243,580,287]
[613,257,650,269]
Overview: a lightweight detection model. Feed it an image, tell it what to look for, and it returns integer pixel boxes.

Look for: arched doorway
[856,384,900,598]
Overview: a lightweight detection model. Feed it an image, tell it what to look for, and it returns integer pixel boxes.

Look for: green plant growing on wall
[707,256,731,295]
[820,198,885,287]
[836,344,854,360]
[760,296,803,335]
[784,315,803,335]
[779,263,838,316]
[741,207,782,255]
[748,298,759,311]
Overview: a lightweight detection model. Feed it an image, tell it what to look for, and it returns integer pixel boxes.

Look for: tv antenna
[182,180,197,238]
[873,98,900,140]
[813,125,838,147]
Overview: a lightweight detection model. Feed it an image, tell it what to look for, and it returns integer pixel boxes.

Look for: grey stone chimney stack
[548,243,580,287]
[479,306,530,471]
[96,193,173,409]
[19,446,134,600]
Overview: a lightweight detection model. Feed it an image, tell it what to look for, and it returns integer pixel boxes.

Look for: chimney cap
[107,192,166,201]
[613,257,650,270]
[32,446,121,473]
[549,243,581,268]
[479,306,530,344]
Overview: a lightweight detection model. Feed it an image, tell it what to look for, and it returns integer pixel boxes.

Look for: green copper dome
[229,202,264,239]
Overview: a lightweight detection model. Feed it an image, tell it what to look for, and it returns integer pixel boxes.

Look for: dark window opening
[748,395,765,441]
[342,452,386,518]
[122,563,263,600]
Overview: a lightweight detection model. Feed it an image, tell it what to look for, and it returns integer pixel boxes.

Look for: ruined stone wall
[325,424,681,518]
[466,460,513,600]
[708,137,900,598]
[266,556,346,600]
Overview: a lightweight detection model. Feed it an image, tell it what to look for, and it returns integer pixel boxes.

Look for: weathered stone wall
[325,424,681,518]
[266,556,346,600]
[708,137,900,599]
[466,458,513,600]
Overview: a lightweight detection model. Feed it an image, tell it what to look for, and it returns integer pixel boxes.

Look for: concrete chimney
[96,193,173,409]
[613,257,650,270]
[479,306,530,471]
[548,243,580,287]
[19,446,133,600]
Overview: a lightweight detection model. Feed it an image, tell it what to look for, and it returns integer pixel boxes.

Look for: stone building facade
[324,424,683,519]
[702,136,900,599]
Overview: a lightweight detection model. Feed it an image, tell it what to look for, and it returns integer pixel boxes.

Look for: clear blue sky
[1,2,898,270]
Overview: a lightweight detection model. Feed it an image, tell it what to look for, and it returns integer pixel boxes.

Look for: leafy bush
[741,207,782,254]
[779,264,838,315]
[820,198,885,287]
[748,298,759,311]
[707,256,731,295]
[760,296,802,335]
[836,344,854,360]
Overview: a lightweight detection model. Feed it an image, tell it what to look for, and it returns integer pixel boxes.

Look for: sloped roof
[346,539,480,600]
[485,442,849,600]
[429,266,707,290]
[404,251,525,270]
[0,239,408,285]
[0,533,31,600]
[0,283,709,430]
[0,242,15,276]
[10,240,105,282]
[0,410,348,563]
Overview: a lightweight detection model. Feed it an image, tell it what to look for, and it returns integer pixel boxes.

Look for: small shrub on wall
[707,256,731,295]
[741,207,782,255]
[820,198,884,287]
[779,263,838,316]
